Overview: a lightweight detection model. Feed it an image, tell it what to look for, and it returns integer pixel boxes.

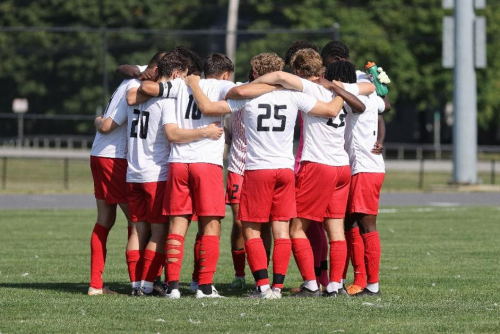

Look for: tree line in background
[0,0,498,144]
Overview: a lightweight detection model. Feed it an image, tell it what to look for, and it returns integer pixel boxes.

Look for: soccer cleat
[228,276,246,291]
[289,283,304,294]
[248,288,261,299]
[260,287,282,299]
[289,286,320,298]
[165,288,181,299]
[87,286,119,296]
[136,286,165,297]
[152,283,167,297]
[354,288,381,297]
[129,288,139,297]
[189,280,199,292]
[195,286,225,299]
[323,287,349,298]
[346,284,364,296]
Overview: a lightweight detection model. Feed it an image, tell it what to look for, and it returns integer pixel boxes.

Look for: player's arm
[94,116,120,134]
[115,65,155,81]
[251,71,303,91]
[225,83,280,100]
[184,75,232,116]
[308,96,345,118]
[372,96,390,155]
[313,78,366,114]
[164,122,223,143]
[126,88,150,105]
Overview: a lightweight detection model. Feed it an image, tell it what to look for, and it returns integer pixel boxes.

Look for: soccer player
[325,60,388,296]
[88,52,165,296]
[225,53,285,291]
[251,49,372,297]
[184,62,345,299]
[137,53,236,298]
[95,52,188,296]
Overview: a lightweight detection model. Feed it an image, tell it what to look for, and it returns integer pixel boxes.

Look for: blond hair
[251,53,285,76]
[290,48,325,78]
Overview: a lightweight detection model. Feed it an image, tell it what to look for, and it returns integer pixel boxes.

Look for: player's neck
[156,76,172,83]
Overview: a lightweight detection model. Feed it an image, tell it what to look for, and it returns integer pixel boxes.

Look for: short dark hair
[172,46,203,75]
[321,41,350,65]
[324,60,357,84]
[284,40,319,66]
[247,68,255,82]
[203,53,234,78]
[147,51,168,69]
[157,51,188,79]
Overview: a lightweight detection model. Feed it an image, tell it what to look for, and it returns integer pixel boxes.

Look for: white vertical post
[226,0,240,81]
[452,0,477,183]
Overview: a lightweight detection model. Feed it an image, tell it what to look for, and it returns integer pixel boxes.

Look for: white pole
[226,0,239,80]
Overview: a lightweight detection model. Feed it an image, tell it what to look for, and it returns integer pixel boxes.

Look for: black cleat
[354,288,381,297]
[136,286,165,297]
[290,286,321,298]
[323,287,350,298]
[130,288,139,297]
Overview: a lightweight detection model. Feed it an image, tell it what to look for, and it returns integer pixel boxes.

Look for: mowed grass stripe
[0,207,499,333]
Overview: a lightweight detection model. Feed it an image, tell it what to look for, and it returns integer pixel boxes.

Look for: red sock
[272,238,291,289]
[245,238,269,287]
[90,223,110,289]
[166,234,184,283]
[127,226,132,240]
[362,231,381,284]
[198,235,220,285]
[351,227,367,288]
[125,250,143,283]
[141,250,165,282]
[192,234,201,281]
[329,240,347,283]
[231,249,246,277]
[343,229,353,280]
[291,238,315,281]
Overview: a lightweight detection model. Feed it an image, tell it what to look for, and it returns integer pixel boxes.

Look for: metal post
[452,0,478,184]
[102,29,109,109]
[492,160,496,185]
[418,158,425,190]
[225,0,240,81]
[434,110,441,160]
[2,157,7,190]
[17,113,24,142]
[64,158,69,190]
[333,23,340,41]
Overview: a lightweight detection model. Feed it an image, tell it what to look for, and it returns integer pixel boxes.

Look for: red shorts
[347,172,385,215]
[238,169,296,223]
[90,156,127,204]
[225,171,244,204]
[296,162,351,221]
[127,181,168,223]
[164,163,225,217]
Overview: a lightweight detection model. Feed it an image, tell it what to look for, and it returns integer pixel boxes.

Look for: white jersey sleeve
[227,99,247,113]
[218,80,236,100]
[291,91,317,114]
[159,78,183,98]
[375,96,386,114]
[343,83,360,96]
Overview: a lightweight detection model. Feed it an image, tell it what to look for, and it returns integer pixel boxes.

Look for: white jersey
[344,93,386,175]
[111,80,170,183]
[161,78,235,166]
[227,82,248,176]
[299,78,349,167]
[228,90,317,171]
[91,65,147,158]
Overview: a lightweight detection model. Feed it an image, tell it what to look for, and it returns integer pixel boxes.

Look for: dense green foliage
[0,1,498,140]
[0,207,499,333]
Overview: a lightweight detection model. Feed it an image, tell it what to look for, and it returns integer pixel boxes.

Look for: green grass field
[2,157,500,194]
[1,207,499,333]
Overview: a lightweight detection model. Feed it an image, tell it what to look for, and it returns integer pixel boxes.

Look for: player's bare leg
[323,218,348,297]
[228,203,246,290]
[290,217,320,297]
[137,223,168,296]
[89,199,120,295]
[195,216,223,297]
[356,214,381,296]
[165,215,190,298]
[126,221,150,295]
[118,202,132,238]
[261,222,272,267]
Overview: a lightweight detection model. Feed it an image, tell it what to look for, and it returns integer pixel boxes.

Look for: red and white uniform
[228,90,317,222]
[296,78,351,221]
[161,78,235,217]
[90,65,147,204]
[111,79,171,223]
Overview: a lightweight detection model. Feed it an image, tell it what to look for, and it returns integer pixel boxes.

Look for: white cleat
[165,288,181,299]
[189,280,199,292]
[195,286,225,298]
[260,288,282,299]
[87,286,118,296]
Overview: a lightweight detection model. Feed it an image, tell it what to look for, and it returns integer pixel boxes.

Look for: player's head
[321,41,350,66]
[147,51,168,70]
[172,46,203,76]
[284,40,319,66]
[290,48,324,79]
[324,60,357,84]
[203,53,234,80]
[250,53,285,79]
[157,52,189,81]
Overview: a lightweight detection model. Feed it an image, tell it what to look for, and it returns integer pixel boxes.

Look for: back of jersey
[229,90,316,171]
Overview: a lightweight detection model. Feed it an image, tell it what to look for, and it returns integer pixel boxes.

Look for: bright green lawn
[0,207,499,333]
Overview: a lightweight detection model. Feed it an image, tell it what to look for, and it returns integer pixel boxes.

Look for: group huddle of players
[89,39,390,299]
